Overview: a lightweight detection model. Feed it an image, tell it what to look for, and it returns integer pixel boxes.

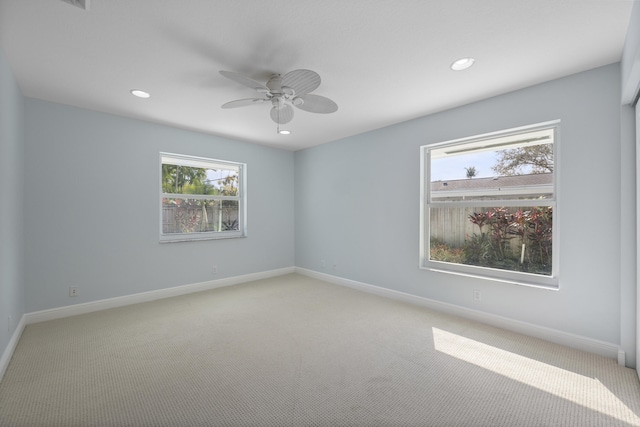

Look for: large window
[160,153,246,242]
[420,121,558,287]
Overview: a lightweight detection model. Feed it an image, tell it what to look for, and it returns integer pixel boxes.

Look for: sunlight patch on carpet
[432,327,640,424]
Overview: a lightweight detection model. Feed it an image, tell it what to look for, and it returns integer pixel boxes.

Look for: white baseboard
[618,349,626,367]
[1,267,294,383]
[0,314,26,383]
[3,265,623,382]
[25,267,295,325]
[296,268,622,363]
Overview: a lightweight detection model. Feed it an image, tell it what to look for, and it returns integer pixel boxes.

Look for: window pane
[430,130,553,201]
[162,198,240,234]
[162,165,239,196]
[430,128,553,176]
[220,200,240,231]
[429,206,552,276]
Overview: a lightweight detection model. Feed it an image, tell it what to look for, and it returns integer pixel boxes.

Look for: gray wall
[295,64,630,356]
[621,0,640,371]
[621,0,640,373]
[621,0,640,104]
[23,99,295,312]
[0,51,25,355]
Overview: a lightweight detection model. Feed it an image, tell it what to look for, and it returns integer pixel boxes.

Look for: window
[420,121,558,288]
[160,153,246,242]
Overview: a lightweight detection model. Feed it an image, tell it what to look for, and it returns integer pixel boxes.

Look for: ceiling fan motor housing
[266,75,283,94]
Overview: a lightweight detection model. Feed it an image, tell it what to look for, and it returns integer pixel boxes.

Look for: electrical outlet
[212,265,218,275]
[69,287,79,297]
[473,289,482,302]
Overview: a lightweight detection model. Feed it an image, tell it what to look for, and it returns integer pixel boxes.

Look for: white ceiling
[0,0,635,151]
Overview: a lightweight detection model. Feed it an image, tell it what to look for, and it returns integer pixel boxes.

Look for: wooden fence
[430,206,529,253]
[162,203,238,234]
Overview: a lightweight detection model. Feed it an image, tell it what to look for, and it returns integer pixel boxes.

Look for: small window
[420,121,558,288]
[160,153,246,242]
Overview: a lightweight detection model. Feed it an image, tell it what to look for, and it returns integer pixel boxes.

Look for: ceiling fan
[220,69,338,124]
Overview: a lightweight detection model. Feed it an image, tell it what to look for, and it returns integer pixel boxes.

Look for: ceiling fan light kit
[220,69,338,127]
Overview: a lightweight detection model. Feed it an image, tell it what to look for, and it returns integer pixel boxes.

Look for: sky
[205,168,237,189]
[431,151,500,181]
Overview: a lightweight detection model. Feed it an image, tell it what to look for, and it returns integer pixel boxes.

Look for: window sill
[160,232,246,243]
[421,263,558,290]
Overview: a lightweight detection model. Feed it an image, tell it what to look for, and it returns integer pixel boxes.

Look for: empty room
[2,1,640,426]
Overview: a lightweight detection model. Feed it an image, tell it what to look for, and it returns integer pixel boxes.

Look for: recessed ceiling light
[130,89,150,98]
[278,130,291,135]
[450,57,475,71]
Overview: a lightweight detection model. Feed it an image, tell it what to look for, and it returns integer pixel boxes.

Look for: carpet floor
[1,273,640,426]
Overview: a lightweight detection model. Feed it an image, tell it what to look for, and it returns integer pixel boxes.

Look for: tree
[491,145,553,176]
[162,165,208,193]
[218,174,239,196]
[465,166,478,179]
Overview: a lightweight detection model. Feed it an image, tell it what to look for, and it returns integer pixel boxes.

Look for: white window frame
[419,121,560,288]
[160,152,246,243]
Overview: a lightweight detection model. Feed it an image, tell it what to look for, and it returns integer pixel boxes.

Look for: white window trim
[419,120,560,288]
[159,152,247,243]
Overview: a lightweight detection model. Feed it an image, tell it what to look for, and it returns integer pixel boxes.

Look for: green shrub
[430,238,465,263]
[465,207,552,274]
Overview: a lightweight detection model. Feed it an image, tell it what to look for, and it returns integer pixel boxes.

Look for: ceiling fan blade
[221,98,266,109]
[294,94,338,114]
[281,69,321,96]
[219,70,269,92]
[270,104,294,124]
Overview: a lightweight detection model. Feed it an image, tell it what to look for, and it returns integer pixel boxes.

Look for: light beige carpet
[1,274,640,426]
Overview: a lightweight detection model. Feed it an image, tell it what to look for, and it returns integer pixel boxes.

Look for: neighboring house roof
[432,173,553,192]
[431,173,553,199]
